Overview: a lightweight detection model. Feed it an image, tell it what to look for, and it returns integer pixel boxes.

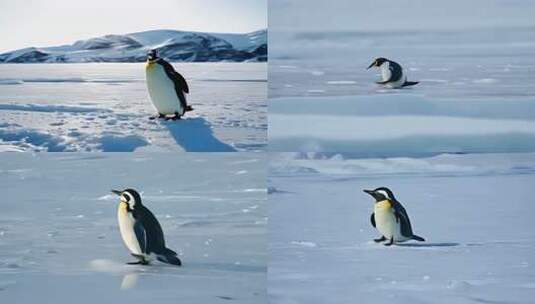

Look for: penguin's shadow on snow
[395,242,460,248]
[162,117,236,152]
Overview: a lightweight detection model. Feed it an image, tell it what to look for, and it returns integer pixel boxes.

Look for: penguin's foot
[127,260,149,265]
[149,113,166,120]
[384,237,394,246]
[374,236,387,243]
[171,112,182,121]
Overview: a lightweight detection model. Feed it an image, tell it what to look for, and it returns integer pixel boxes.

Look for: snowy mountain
[0,29,267,63]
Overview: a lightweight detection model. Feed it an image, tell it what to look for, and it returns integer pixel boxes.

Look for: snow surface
[0,63,266,152]
[268,18,535,154]
[269,94,535,155]
[269,27,535,99]
[0,153,267,303]
[268,152,535,304]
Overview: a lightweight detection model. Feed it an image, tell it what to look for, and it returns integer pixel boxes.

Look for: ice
[268,152,535,304]
[0,153,267,303]
[268,8,535,154]
[0,63,266,152]
[270,22,535,99]
[269,94,535,155]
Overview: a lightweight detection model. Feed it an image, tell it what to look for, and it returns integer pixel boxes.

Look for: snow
[0,153,267,303]
[268,17,535,154]
[269,28,535,99]
[0,63,266,152]
[268,152,535,304]
[269,94,535,155]
[212,30,268,52]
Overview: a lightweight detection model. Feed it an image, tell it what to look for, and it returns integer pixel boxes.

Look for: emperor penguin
[363,187,425,246]
[145,49,193,120]
[111,189,182,266]
[367,57,419,88]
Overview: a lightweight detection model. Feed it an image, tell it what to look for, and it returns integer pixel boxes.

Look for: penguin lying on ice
[145,49,193,120]
[111,188,182,266]
[367,57,419,88]
[364,187,425,246]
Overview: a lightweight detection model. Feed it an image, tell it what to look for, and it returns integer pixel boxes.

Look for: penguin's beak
[363,189,375,196]
[367,61,376,70]
[111,189,122,196]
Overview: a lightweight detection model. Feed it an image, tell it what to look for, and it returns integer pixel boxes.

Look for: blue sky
[0,0,266,52]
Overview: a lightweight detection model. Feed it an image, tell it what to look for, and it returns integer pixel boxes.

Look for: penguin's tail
[156,248,182,266]
[411,235,425,242]
[402,81,419,87]
[185,105,194,112]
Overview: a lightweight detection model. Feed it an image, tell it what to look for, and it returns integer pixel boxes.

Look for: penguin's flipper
[392,203,415,238]
[402,81,419,87]
[375,80,390,85]
[370,213,376,228]
[411,235,425,242]
[159,59,189,93]
[133,221,147,254]
[177,92,188,114]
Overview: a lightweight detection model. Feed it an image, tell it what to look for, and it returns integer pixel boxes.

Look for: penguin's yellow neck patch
[119,201,128,211]
[375,199,392,209]
[146,60,157,69]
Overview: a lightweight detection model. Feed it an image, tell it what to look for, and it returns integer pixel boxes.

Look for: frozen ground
[269,1,535,153]
[268,27,535,153]
[0,63,266,152]
[0,153,267,303]
[268,152,535,304]
[269,27,535,99]
[269,94,535,154]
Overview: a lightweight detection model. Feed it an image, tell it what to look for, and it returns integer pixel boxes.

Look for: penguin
[367,57,419,88]
[145,49,193,120]
[111,188,182,266]
[363,187,425,246]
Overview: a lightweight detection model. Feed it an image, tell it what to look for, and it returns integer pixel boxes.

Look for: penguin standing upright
[145,49,193,120]
[367,57,419,88]
[363,187,425,246]
[111,188,182,266]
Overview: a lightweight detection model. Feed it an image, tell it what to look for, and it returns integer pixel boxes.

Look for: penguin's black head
[363,187,395,202]
[111,188,143,211]
[367,57,388,69]
[147,49,159,61]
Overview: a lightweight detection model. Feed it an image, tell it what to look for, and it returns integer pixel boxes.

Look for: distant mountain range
[0,29,267,63]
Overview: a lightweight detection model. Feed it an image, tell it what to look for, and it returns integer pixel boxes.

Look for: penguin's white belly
[381,64,391,82]
[117,203,143,255]
[386,74,406,88]
[374,201,409,242]
[145,63,184,115]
